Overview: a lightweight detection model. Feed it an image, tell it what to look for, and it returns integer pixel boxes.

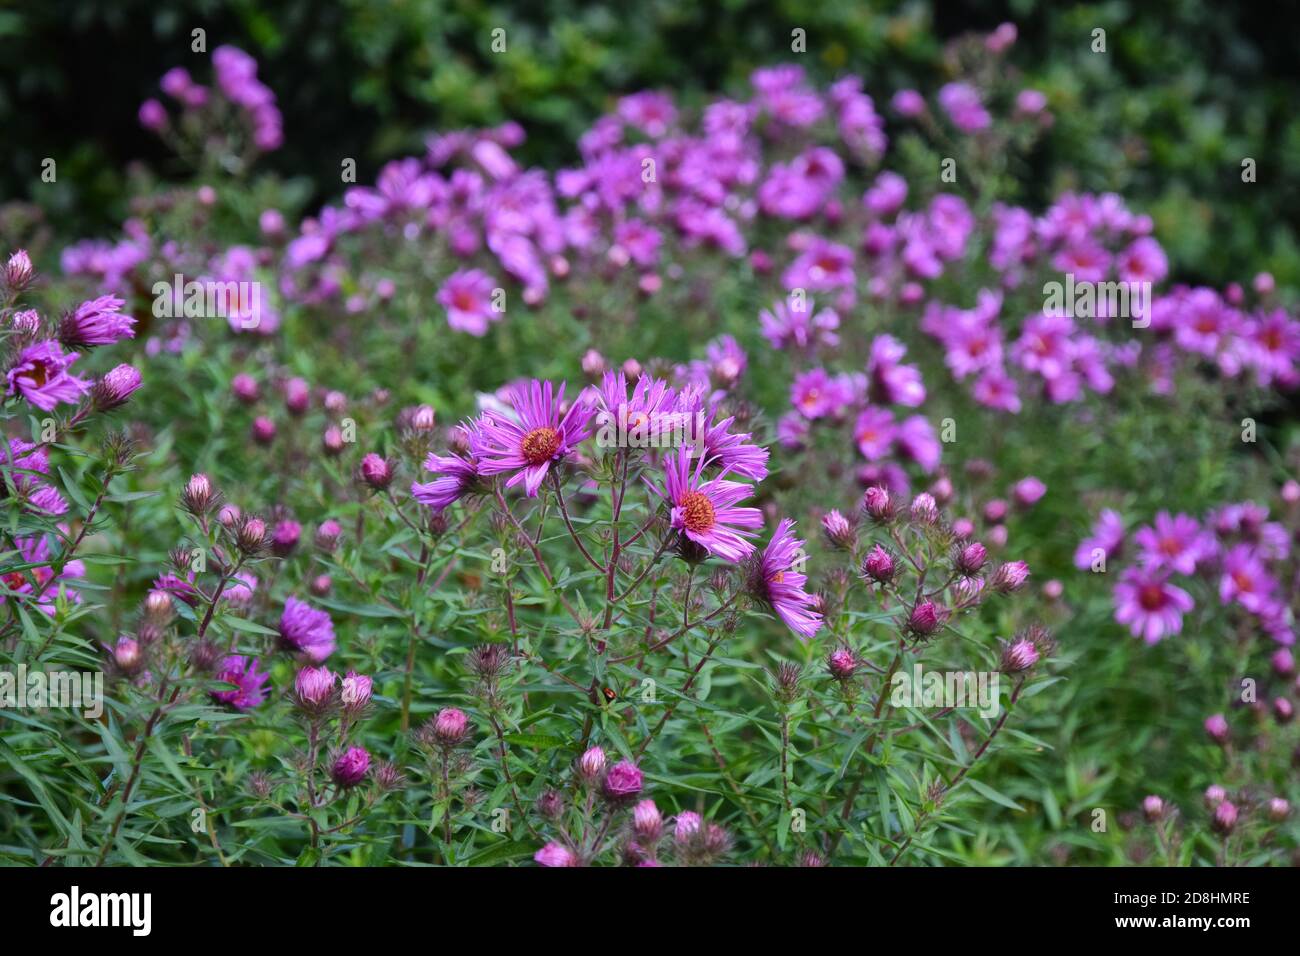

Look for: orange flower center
[521,426,561,465]
[679,490,716,534]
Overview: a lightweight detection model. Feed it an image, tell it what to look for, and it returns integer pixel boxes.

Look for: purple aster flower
[1218,544,1276,613]
[1074,509,1125,570]
[749,519,823,639]
[6,340,90,411]
[437,269,502,336]
[591,372,682,448]
[867,335,926,407]
[895,415,941,473]
[790,367,838,420]
[1114,566,1193,644]
[472,379,594,497]
[59,295,137,347]
[279,595,336,662]
[0,438,67,515]
[412,436,482,513]
[1,535,84,615]
[1134,511,1212,575]
[853,406,898,461]
[650,446,762,563]
[210,655,270,711]
[759,293,840,352]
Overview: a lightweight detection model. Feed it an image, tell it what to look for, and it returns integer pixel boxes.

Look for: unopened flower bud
[821,509,855,549]
[251,416,276,445]
[235,515,268,555]
[999,636,1039,673]
[578,746,606,782]
[1211,799,1238,835]
[602,760,644,801]
[433,707,468,746]
[860,544,895,584]
[331,746,370,787]
[827,647,857,681]
[295,665,336,710]
[906,600,945,637]
[231,373,260,403]
[1142,795,1165,822]
[360,453,393,490]
[284,377,310,416]
[632,798,663,842]
[309,573,332,597]
[4,249,34,290]
[1204,713,1229,745]
[315,519,342,551]
[113,636,142,674]
[955,541,987,575]
[910,492,938,523]
[536,789,565,820]
[862,485,895,522]
[1267,797,1290,822]
[990,560,1030,593]
[1204,784,1227,808]
[271,519,301,557]
[340,670,373,711]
